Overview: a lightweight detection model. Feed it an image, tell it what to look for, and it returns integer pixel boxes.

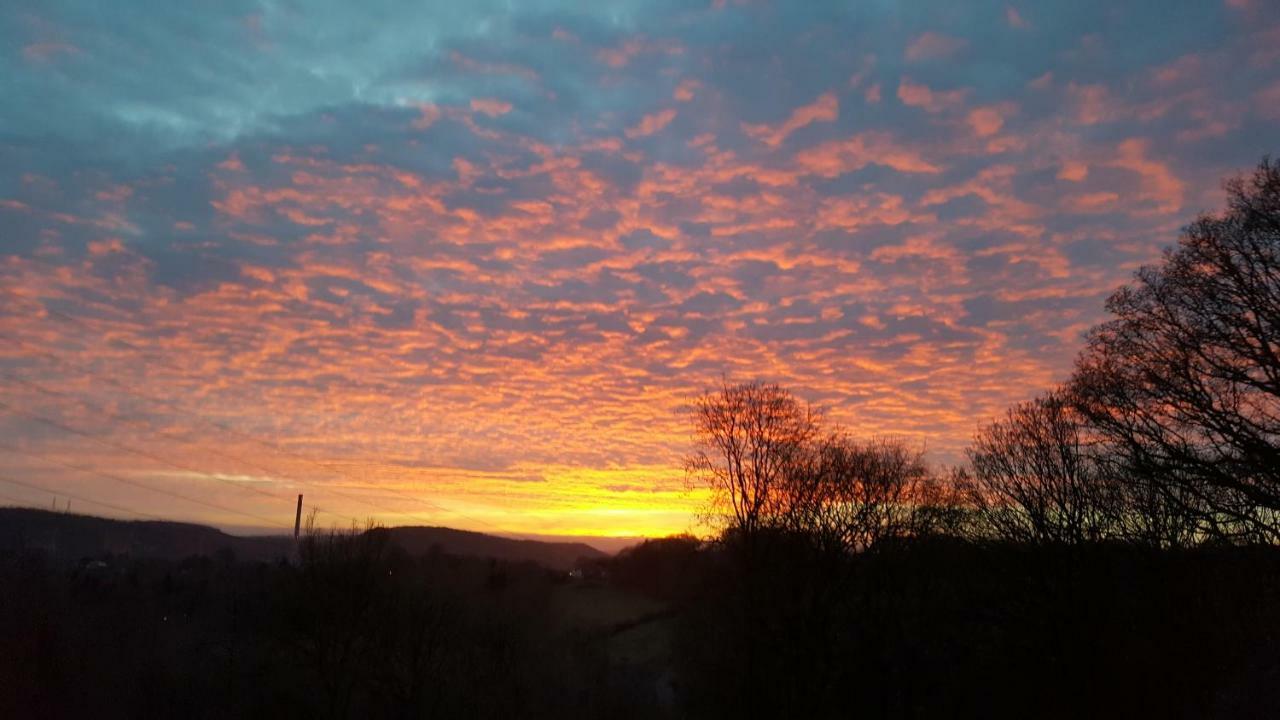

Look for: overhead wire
[0,472,167,520]
[1,290,534,538]
[0,442,289,529]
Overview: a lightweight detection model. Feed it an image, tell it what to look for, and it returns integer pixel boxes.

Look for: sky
[1,0,1278,541]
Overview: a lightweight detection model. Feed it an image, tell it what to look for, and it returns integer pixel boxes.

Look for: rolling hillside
[0,508,606,570]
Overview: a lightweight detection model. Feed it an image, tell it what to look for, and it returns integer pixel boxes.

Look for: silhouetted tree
[608,535,702,600]
[1073,157,1280,542]
[963,389,1120,544]
[782,436,931,552]
[685,380,820,536]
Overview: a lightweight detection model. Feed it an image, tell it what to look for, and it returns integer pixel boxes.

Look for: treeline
[687,157,1280,551]
[657,157,1280,716]
[0,525,663,719]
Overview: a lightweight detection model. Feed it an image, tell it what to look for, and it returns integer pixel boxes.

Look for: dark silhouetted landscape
[4,1,1280,716]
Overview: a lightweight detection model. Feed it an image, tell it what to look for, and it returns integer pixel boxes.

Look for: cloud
[795,132,943,176]
[897,79,968,113]
[742,92,839,147]
[904,32,968,62]
[1110,138,1185,214]
[625,108,677,138]
[1006,6,1030,29]
[0,0,1274,536]
[967,105,1006,137]
[470,98,513,117]
[674,79,700,102]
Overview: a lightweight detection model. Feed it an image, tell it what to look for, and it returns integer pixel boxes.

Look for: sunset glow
[2,0,1278,538]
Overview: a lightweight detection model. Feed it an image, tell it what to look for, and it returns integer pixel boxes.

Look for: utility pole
[293,494,303,540]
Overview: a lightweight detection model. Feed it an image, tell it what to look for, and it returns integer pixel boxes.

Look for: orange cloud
[967,106,1005,137]
[674,79,701,102]
[413,103,442,129]
[898,79,968,113]
[1058,161,1089,182]
[1110,138,1185,214]
[795,132,943,176]
[741,92,839,147]
[625,108,677,138]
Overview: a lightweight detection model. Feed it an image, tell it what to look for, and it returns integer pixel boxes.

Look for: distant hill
[0,508,606,570]
[0,508,294,562]
[385,526,606,571]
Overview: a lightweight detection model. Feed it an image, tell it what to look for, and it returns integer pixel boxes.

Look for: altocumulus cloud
[1,0,1278,536]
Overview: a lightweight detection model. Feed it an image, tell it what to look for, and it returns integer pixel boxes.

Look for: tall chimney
[293,494,303,539]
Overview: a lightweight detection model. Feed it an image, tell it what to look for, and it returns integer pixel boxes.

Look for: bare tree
[963,389,1119,544]
[1072,157,1280,542]
[686,381,944,551]
[685,380,820,536]
[783,436,931,552]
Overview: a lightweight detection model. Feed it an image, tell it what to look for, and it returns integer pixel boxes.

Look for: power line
[2,287,537,539]
[0,442,290,530]
[0,398,289,504]
[0,487,36,508]
[0,369,500,531]
[0,368,360,525]
[1,329,533,537]
[0,472,167,520]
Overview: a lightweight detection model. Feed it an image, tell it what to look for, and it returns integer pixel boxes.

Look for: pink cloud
[412,103,442,130]
[625,108,677,138]
[1151,53,1204,88]
[1006,6,1030,29]
[217,153,246,172]
[1057,161,1089,182]
[816,193,920,230]
[795,132,943,176]
[597,39,645,68]
[1111,138,1185,214]
[1062,192,1120,213]
[897,79,968,113]
[596,38,681,69]
[674,79,700,102]
[470,98,513,117]
[86,238,126,255]
[741,92,839,147]
[1066,83,1112,125]
[905,32,967,62]
[967,105,1007,137]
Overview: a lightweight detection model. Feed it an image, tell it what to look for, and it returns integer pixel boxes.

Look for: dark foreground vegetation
[2,159,1278,718]
[0,516,659,719]
[2,519,1279,718]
